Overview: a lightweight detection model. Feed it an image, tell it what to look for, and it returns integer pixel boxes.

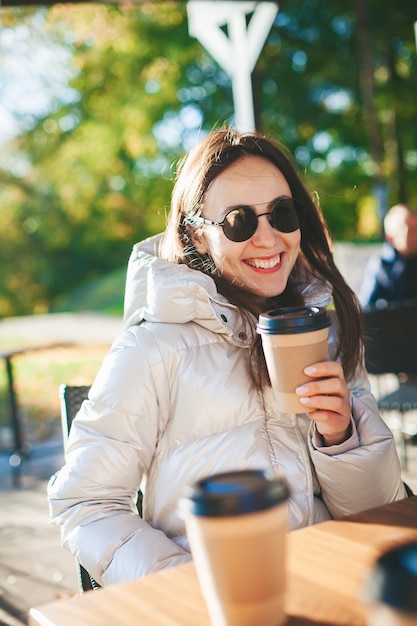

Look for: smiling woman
[183,156,302,298]
[160,128,360,381]
[47,126,406,589]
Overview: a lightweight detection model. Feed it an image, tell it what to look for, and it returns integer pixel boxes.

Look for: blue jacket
[359,243,417,306]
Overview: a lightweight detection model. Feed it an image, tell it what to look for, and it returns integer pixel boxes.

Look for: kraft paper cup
[180,469,289,626]
[257,306,331,413]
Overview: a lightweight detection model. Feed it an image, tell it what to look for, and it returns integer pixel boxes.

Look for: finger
[306,407,351,435]
[311,409,351,432]
[304,361,345,380]
[296,377,348,399]
[299,394,350,414]
[298,393,350,418]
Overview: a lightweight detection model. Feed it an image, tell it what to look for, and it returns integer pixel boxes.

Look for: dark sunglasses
[185,198,305,242]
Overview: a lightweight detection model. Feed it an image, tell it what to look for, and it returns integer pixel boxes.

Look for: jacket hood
[123,234,333,345]
[123,234,253,347]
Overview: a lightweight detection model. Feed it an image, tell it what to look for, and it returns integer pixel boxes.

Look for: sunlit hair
[160,127,363,388]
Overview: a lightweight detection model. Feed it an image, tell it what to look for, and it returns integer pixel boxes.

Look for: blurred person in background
[360,204,417,307]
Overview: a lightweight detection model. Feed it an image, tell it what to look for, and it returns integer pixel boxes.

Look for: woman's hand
[295,361,352,446]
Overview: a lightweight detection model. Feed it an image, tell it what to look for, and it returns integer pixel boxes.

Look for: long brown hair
[160,127,363,388]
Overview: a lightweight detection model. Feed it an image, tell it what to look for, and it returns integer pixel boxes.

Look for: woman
[48,128,405,586]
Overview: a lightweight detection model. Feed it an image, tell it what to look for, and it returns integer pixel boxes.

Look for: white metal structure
[186,1,278,131]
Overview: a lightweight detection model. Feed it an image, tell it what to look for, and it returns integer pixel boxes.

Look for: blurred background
[1,0,417,438]
[0,2,417,622]
[1,0,417,315]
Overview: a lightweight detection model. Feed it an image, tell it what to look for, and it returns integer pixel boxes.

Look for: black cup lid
[256,306,331,335]
[181,469,289,517]
[364,542,417,612]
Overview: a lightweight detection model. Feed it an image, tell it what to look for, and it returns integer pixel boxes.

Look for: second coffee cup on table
[361,541,417,626]
[257,306,331,413]
[180,469,289,626]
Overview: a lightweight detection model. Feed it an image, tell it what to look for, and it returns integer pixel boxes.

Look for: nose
[251,211,278,245]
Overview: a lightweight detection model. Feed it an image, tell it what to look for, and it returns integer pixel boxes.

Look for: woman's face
[194,155,301,297]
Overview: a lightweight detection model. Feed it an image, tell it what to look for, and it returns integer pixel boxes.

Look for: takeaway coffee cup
[180,469,289,626]
[361,542,417,626]
[256,306,331,413]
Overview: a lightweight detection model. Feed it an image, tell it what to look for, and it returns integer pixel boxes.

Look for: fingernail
[298,397,309,404]
[296,385,308,395]
[304,365,316,375]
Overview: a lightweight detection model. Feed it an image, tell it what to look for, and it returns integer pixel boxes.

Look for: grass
[52,268,125,316]
[0,268,124,450]
[0,344,109,448]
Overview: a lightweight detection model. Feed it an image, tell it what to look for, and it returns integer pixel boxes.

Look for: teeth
[247,254,281,269]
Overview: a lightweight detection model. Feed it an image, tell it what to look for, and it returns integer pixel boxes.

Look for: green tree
[256,0,417,238]
[0,0,416,316]
[0,2,232,315]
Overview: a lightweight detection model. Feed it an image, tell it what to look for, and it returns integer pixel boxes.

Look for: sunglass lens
[222,200,305,241]
[223,206,258,242]
[271,199,304,233]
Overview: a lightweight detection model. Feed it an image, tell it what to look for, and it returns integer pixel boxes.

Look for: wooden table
[29,496,417,626]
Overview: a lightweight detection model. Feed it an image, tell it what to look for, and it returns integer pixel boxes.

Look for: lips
[245,254,281,269]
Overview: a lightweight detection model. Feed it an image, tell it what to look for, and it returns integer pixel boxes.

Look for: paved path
[0,312,123,348]
[0,313,122,625]
[0,436,78,626]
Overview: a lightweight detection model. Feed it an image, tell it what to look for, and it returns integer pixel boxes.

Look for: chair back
[59,384,91,442]
[59,383,101,592]
[362,298,417,376]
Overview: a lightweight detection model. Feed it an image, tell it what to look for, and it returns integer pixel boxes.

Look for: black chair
[363,298,417,470]
[59,384,102,592]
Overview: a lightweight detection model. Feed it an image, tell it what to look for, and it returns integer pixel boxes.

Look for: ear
[186,224,209,255]
[385,232,394,246]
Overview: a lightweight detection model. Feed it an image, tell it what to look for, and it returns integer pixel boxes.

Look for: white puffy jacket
[48,235,406,586]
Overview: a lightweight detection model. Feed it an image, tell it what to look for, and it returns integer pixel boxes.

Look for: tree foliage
[257,0,417,238]
[0,0,416,316]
